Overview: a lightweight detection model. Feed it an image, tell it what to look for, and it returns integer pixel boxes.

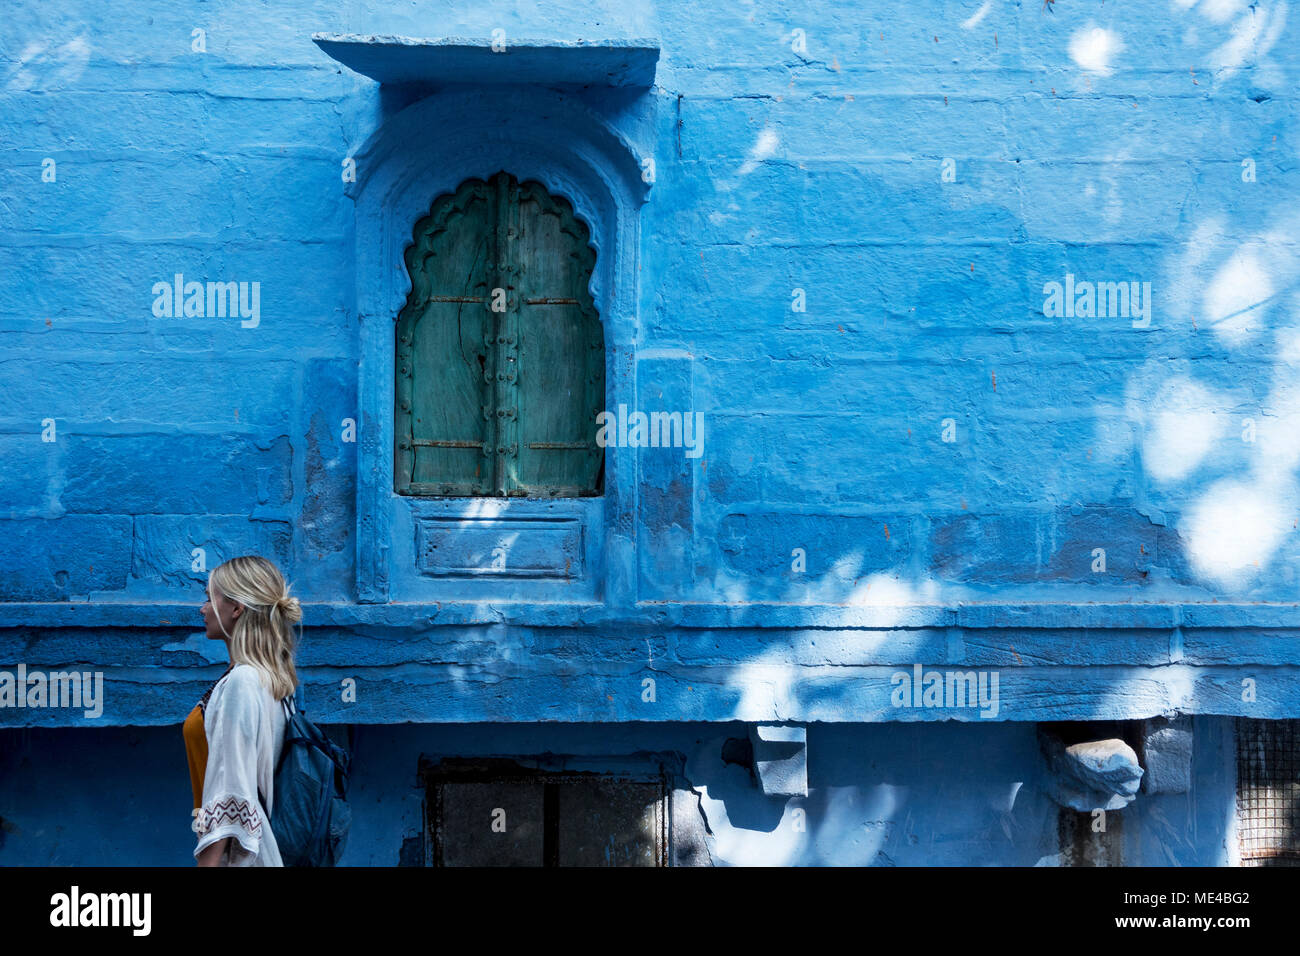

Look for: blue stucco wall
[0,717,1237,865]
[2,0,1298,726]
[0,0,1296,863]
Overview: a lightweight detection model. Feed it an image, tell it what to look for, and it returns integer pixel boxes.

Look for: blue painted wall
[0,717,1237,865]
[0,0,1295,863]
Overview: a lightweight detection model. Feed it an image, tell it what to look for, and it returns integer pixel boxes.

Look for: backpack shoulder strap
[279,685,301,720]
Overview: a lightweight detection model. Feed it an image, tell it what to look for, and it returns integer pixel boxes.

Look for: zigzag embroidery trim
[195,795,263,839]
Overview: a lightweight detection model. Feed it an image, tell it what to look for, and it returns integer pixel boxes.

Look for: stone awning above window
[311,34,659,87]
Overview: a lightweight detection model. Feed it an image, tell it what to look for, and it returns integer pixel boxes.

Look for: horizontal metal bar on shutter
[411,439,487,449]
[425,296,486,303]
[403,482,485,495]
[524,297,581,305]
[526,441,592,450]
[508,485,600,497]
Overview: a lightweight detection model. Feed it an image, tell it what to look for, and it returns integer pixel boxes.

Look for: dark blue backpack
[261,688,352,866]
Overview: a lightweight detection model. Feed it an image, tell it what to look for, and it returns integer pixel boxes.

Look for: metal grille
[420,759,670,867]
[1236,718,1300,866]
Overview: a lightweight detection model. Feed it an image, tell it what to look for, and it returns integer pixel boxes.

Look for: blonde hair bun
[208,555,300,700]
[277,594,303,623]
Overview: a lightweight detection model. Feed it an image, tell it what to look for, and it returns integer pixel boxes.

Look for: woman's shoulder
[208,665,284,736]
[216,663,274,699]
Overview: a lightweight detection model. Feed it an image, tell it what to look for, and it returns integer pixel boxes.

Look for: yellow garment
[183,703,208,809]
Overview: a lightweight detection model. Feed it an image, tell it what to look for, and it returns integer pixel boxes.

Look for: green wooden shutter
[396,178,496,495]
[511,179,604,497]
[396,172,604,497]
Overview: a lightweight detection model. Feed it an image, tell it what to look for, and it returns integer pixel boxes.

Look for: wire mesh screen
[1236,717,1300,866]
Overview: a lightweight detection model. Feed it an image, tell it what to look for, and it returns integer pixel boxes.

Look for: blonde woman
[182,555,300,867]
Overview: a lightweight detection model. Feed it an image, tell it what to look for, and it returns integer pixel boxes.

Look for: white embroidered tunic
[193,663,287,866]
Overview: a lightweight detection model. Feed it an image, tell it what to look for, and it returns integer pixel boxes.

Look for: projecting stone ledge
[747,724,808,798]
[311,34,660,87]
[1041,733,1144,812]
[1139,715,1193,795]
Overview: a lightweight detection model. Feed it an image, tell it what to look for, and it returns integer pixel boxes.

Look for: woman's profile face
[201,581,243,641]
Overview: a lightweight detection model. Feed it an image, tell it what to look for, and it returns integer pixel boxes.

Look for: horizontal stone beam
[1,601,1298,630]
[0,661,1294,727]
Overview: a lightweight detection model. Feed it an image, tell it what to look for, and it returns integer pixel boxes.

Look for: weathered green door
[396,172,604,497]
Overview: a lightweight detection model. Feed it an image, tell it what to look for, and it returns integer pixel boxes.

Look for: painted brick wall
[1,0,1298,727]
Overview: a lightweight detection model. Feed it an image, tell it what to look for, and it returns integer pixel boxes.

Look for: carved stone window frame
[345,87,650,604]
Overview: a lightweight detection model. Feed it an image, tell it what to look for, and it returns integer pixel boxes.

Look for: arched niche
[347,88,650,603]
